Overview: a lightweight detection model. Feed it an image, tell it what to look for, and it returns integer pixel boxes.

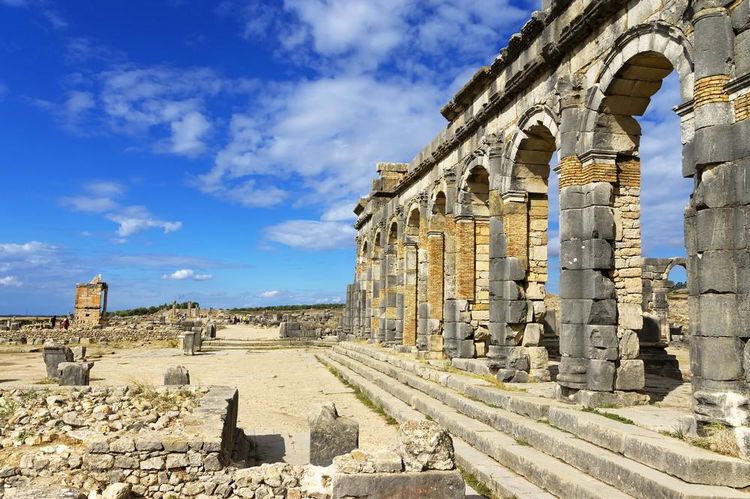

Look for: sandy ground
[0,324,400,466]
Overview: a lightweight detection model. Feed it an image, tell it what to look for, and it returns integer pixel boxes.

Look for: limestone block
[615,360,645,391]
[506,347,530,372]
[619,329,640,359]
[309,402,359,466]
[694,12,734,79]
[456,322,474,340]
[43,344,73,378]
[618,303,643,330]
[691,336,744,381]
[698,251,738,293]
[530,368,551,382]
[182,332,196,356]
[398,419,454,472]
[456,339,475,358]
[587,359,615,392]
[560,324,586,357]
[373,450,403,473]
[102,483,131,499]
[526,346,549,369]
[71,346,86,361]
[164,366,190,386]
[57,362,93,386]
[586,325,618,348]
[698,294,745,337]
[522,323,543,346]
[332,470,464,499]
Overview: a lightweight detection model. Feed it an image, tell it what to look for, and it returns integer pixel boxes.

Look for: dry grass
[662,422,740,458]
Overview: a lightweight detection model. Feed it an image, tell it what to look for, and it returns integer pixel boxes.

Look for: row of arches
[341,15,750,450]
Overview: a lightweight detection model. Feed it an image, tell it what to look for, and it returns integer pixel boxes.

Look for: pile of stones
[0,386,202,450]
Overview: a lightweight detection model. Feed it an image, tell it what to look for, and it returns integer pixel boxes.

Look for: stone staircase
[201,338,337,351]
[317,342,750,499]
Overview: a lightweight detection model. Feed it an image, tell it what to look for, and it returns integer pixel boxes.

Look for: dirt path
[0,324,399,465]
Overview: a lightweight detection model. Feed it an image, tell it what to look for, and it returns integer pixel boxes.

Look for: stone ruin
[0,381,463,498]
[339,0,750,454]
[74,275,108,327]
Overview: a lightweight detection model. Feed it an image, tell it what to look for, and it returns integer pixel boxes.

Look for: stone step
[320,352,635,499]
[337,342,563,422]
[317,353,565,499]
[337,342,750,489]
[328,347,750,498]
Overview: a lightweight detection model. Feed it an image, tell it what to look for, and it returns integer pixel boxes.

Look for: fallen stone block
[309,402,359,466]
[57,362,93,386]
[398,419,454,472]
[43,344,73,379]
[164,366,190,385]
[331,469,464,499]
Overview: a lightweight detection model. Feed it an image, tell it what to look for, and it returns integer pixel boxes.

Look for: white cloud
[259,290,281,298]
[199,75,445,209]
[235,0,531,74]
[61,196,119,213]
[0,276,21,287]
[107,206,182,238]
[265,220,355,250]
[0,241,57,264]
[60,181,123,213]
[638,72,692,254]
[321,201,357,222]
[162,269,213,281]
[97,66,222,156]
[168,110,211,155]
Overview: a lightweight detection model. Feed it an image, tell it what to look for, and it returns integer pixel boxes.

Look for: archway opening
[592,49,693,395]
[464,167,491,355]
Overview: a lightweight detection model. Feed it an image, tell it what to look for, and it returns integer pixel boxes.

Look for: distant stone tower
[74,274,108,326]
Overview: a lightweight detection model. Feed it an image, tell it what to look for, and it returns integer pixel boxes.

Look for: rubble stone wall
[0,385,238,496]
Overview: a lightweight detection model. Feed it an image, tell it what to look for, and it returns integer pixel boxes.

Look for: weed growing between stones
[514,437,530,446]
[661,423,740,457]
[458,466,498,499]
[582,407,635,425]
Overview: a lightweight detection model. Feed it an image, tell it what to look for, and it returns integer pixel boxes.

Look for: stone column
[402,241,418,347]
[379,253,388,343]
[426,231,445,353]
[689,2,750,457]
[455,216,476,302]
[394,240,405,345]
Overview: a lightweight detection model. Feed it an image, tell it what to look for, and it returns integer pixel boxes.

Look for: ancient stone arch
[342,0,750,453]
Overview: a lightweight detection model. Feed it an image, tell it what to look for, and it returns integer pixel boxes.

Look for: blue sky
[0,0,688,314]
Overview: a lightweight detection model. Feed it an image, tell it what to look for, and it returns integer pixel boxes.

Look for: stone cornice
[382,0,629,202]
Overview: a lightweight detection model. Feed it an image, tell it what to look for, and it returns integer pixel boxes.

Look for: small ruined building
[73,275,108,326]
[341,0,750,454]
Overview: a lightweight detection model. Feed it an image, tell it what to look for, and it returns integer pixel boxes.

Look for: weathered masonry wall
[74,275,108,326]
[341,0,750,455]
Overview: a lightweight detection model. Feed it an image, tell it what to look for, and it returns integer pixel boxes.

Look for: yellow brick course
[694,75,730,108]
[734,92,750,122]
[558,156,617,188]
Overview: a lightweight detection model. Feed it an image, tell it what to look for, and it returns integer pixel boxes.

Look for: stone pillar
[394,240,405,345]
[455,217,476,302]
[379,253,388,343]
[689,2,750,457]
[442,214,458,357]
[426,231,445,354]
[402,242,418,347]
